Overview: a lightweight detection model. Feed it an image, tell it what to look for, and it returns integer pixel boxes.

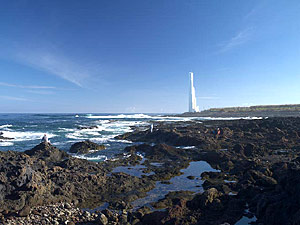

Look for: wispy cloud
[15,50,95,87]
[0,82,56,89]
[244,8,258,20]
[0,95,31,101]
[218,27,254,53]
[244,1,267,21]
[26,90,55,95]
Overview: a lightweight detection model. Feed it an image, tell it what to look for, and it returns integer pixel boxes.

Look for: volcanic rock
[77,125,98,130]
[25,142,69,162]
[69,140,105,154]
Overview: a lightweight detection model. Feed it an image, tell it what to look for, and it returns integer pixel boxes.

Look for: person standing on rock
[41,134,50,144]
[150,123,154,133]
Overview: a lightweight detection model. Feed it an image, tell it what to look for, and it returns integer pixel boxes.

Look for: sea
[0,113,195,161]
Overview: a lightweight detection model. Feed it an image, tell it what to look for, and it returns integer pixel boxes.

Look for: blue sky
[0,0,300,113]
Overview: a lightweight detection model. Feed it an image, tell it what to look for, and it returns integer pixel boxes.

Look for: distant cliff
[178,104,300,117]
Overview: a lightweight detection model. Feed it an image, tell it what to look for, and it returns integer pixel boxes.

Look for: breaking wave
[0,124,13,129]
[85,114,195,122]
[1,131,56,142]
[64,120,146,141]
[0,142,14,146]
[72,154,107,161]
[85,114,152,119]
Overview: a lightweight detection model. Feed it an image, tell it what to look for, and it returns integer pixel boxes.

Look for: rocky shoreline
[177,110,300,118]
[1,117,300,224]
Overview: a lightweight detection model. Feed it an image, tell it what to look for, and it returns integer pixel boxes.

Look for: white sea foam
[110,139,133,144]
[0,124,13,129]
[0,141,14,146]
[176,146,196,149]
[86,114,152,119]
[85,114,196,122]
[58,128,75,132]
[65,130,103,140]
[51,142,63,145]
[1,131,56,142]
[89,136,116,143]
[65,120,146,141]
[65,132,85,140]
[72,154,107,161]
[123,153,132,158]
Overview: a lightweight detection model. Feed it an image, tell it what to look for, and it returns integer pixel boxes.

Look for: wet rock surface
[77,125,99,130]
[1,117,300,224]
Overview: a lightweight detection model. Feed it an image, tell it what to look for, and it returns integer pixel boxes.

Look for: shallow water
[132,161,219,209]
[110,164,154,178]
[235,215,257,225]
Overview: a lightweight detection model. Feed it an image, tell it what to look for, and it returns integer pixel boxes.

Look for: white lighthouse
[189,72,199,112]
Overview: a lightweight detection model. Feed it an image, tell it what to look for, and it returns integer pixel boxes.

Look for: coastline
[176,110,300,118]
[1,117,300,224]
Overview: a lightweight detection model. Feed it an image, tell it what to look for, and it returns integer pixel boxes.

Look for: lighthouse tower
[189,72,199,112]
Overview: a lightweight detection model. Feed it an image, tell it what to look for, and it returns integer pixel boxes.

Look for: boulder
[202,188,222,205]
[69,140,105,154]
[249,170,277,187]
[97,213,108,225]
[187,188,223,210]
[25,142,69,162]
[77,125,98,130]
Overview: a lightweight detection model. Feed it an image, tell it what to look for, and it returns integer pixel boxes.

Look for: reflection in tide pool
[235,215,257,225]
[111,164,154,178]
[132,161,219,209]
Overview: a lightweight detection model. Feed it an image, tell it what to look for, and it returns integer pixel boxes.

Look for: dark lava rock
[18,205,31,217]
[188,188,223,210]
[77,125,98,130]
[152,191,194,210]
[0,143,156,217]
[24,142,69,162]
[69,140,105,154]
[3,117,300,225]
[109,200,132,210]
[117,127,203,146]
[142,187,244,225]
